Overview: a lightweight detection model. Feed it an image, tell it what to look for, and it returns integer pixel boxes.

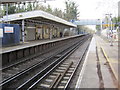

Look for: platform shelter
[1,10,76,42]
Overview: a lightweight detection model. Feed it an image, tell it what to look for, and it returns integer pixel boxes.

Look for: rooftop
[1,10,76,27]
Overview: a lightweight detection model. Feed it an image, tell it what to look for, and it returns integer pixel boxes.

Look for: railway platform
[1,34,85,54]
[76,35,119,88]
[1,36,76,54]
[1,34,85,66]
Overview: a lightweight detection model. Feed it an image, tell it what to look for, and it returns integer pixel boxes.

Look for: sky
[41,0,119,30]
[0,0,119,30]
[42,0,119,19]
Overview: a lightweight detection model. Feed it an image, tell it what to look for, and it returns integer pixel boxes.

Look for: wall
[25,27,35,41]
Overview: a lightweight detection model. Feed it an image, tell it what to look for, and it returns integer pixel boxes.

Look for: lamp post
[100,19,103,32]
[105,13,113,46]
[97,19,102,35]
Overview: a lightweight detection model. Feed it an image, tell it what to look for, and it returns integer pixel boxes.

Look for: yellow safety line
[95,37,118,80]
[101,47,118,82]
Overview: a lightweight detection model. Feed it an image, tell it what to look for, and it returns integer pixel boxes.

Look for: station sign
[4,27,14,33]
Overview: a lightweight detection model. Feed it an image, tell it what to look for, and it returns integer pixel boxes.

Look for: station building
[0,10,76,43]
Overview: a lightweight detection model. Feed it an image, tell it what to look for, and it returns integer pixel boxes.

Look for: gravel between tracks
[68,38,92,88]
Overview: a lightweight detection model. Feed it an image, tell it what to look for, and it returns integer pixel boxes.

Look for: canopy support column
[22,19,25,43]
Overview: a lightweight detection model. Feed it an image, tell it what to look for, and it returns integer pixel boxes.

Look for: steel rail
[1,39,66,71]
[52,61,73,88]
[1,35,88,89]
[64,37,91,89]
[1,35,78,84]
[17,38,84,90]
[1,43,75,88]
[0,41,67,84]
[18,35,90,90]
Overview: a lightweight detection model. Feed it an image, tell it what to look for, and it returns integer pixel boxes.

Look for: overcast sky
[42,0,119,19]
[41,0,119,30]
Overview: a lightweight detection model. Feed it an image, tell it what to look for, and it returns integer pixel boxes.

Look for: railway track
[1,39,68,83]
[16,35,91,89]
[32,61,74,89]
[1,35,91,89]
[1,35,85,83]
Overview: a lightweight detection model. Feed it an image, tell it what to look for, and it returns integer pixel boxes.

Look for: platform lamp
[105,13,113,46]
[98,19,102,35]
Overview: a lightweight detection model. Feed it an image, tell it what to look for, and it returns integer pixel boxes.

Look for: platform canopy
[1,10,76,27]
[0,0,34,4]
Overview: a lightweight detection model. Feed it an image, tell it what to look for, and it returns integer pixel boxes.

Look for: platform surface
[1,35,83,54]
[76,34,118,88]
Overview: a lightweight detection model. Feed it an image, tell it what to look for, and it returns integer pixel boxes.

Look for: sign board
[0,28,3,37]
[4,27,14,33]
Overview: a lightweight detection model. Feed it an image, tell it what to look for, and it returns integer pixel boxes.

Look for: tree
[8,4,16,14]
[1,1,80,22]
[0,5,4,18]
[45,5,53,14]
[64,0,80,21]
[96,25,101,30]
[53,8,63,18]
[26,2,33,11]
[37,4,46,11]
[112,17,120,29]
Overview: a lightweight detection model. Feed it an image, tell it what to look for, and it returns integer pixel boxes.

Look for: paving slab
[95,35,118,81]
[76,35,118,88]
[76,37,99,88]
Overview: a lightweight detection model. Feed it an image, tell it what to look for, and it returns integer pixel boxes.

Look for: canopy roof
[1,10,76,27]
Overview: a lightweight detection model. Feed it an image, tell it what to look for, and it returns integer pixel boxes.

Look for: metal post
[99,19,102,35]
[110,14,113,46]
[22,19,25,43]
[100,19,102,32]
[106,14,113,46]
[49,27,52,40]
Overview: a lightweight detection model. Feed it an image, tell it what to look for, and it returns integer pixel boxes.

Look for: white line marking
[75,37,94,89]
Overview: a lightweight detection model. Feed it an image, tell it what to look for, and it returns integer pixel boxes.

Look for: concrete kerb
[75,37,93,88]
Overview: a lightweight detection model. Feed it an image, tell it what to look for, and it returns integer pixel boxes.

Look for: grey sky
[42,0,119,19]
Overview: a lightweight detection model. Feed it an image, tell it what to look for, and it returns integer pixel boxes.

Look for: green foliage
[27,2,33,11]
[46,5,52,14]
[53,8,63,18]
[8,4,16,14]
[112,17,120,28]
[118,17,120,22]
[0,6,3,18]
[96,25,101,30]
[77,25,94,34]
[37,5,46,11]
[1,0,80,22]
[64,0,80,21]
